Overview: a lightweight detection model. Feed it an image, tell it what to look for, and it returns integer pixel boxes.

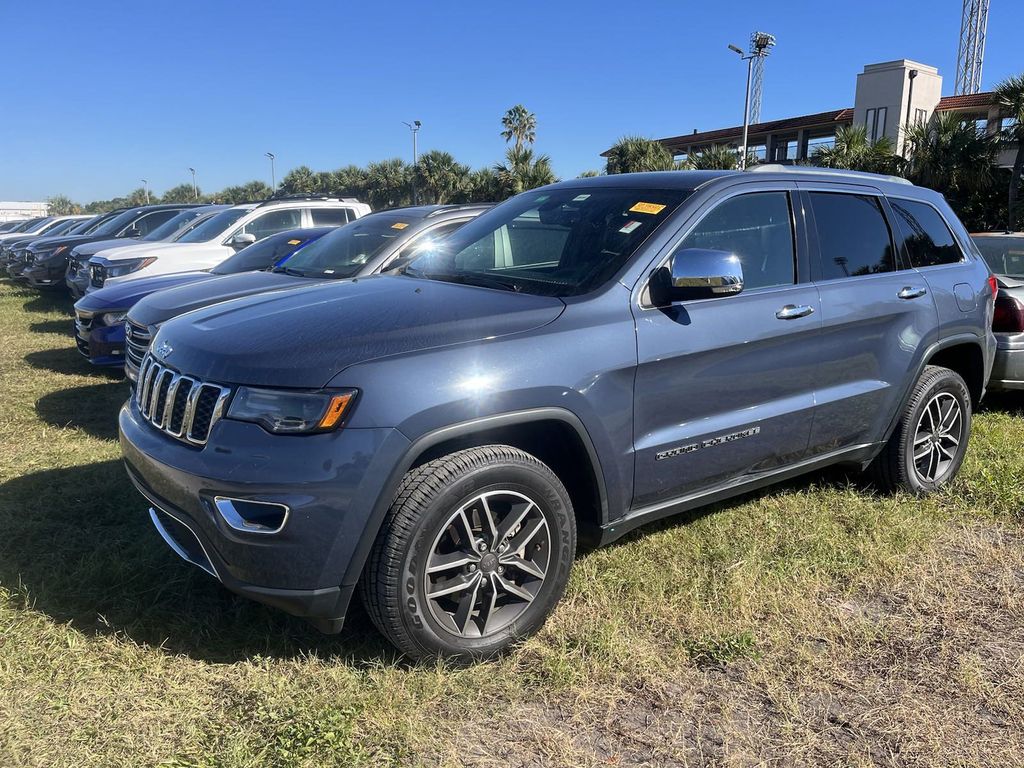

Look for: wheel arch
[340,408,610,592]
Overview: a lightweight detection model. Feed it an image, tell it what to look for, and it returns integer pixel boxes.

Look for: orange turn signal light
[318,391,356,429]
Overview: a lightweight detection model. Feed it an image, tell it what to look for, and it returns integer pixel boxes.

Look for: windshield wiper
[272,266,307,277]
[421,272,519,292]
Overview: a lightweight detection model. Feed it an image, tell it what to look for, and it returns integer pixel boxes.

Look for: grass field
[1,278,1023,767]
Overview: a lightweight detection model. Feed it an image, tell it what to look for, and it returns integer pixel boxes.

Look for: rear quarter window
[889,198,964,268]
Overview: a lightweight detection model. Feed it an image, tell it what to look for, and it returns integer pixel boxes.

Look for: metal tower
[955,0,989,95]
[748,31,776,124]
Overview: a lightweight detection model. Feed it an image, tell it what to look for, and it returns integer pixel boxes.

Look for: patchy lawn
[0,279,1022,767]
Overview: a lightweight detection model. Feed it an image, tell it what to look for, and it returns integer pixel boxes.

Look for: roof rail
[746,164,913,186]
[257,194,362,207]
[425,203,494,217]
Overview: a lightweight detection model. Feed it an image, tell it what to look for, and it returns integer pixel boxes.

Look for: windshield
[407,187,690,296]
[974,236,1024,279]
[13,218,45,233]
[92,208,145,236]
[39,219,80,236]
[212,229,329,274]
[65,217,98,235]
[142,208,208,242]
[176,207,251,243]
[80,212,118,234]
[273,214,415,278]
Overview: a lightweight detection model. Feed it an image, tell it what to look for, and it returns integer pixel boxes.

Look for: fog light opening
[213,497,290,535]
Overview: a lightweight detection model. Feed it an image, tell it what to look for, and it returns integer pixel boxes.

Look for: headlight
[226,387,357,434]
[105,257,157,278]
[52,246,68,257]
[102,312,127,326]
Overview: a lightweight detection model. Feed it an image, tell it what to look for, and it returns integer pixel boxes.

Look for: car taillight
[988,274,999,300]
[993,295,1024,333]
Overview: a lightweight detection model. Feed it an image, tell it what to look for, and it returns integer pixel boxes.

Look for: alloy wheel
[912,392,963,483]
[424,490,551,638]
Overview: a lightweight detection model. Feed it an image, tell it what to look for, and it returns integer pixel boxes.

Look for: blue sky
[1,1,1021,202]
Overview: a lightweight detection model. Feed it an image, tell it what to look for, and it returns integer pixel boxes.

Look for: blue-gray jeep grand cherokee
[120,168,997,660]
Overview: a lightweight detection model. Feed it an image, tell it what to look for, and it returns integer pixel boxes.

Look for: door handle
[898,286,928,300]
[776,304,815,320]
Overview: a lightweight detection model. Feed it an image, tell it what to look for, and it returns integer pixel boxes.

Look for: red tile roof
[618,92,997,157]
[936,91,995,110]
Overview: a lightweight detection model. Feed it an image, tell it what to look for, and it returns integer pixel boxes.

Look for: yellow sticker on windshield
[287,239,302,245]
[391,222,409,230]
[630,202,666,215]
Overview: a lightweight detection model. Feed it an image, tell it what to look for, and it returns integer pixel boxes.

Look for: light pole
[729,33,774,169]
[904,69,919,156]
[265,152,276,191]
[188,167,198,199]
[141,179,149,204]
[403,120,421,204]
[728,45,755,169]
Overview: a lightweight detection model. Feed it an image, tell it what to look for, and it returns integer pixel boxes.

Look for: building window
[915,109,928,127]
[806,134,836,157]
[1002,117,1019,136]
[865,107,887,142]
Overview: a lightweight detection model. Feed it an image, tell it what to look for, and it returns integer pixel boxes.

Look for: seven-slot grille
[135,354,231,445]
[125,320,152,370]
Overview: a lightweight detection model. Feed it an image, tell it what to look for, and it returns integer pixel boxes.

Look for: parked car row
[1,168,1010,661]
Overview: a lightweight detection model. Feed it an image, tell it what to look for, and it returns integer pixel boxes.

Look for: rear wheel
[360,445,576,660]
[868,365,971,493]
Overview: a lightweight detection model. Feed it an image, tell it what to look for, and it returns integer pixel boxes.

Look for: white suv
[85,197,371,292]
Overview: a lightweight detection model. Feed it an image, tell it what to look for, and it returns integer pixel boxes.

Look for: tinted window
[142,208,210,242]
[411,187,690,296]
[974,236,1024,278]
[810,193,894,279]
[679,192,795,290]
[236,209,303,241]
[889,199,963,268]
[128,209,181,237]
[176,207,251,243]
[212,230,326,274]
[310,208,352,226]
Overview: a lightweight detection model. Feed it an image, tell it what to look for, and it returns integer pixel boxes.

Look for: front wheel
[360,445,576,660]
[868,365,972,494]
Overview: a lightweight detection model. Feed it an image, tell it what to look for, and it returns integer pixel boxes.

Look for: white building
[0,201,48,223]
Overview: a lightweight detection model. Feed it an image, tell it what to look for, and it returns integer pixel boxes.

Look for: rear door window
[889,198,964,268]
[236,209,303,241]
[809,192,895,280]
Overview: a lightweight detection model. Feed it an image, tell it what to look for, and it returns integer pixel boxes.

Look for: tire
[867,365,972,494]
[360,445,576,660]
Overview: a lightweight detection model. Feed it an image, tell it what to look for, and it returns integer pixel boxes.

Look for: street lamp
[904,69,919,155]
[729,33,774,170]
[188,167,198,200]
[141,179,149,204]
[265,152,276,191]
[403,120,421,204]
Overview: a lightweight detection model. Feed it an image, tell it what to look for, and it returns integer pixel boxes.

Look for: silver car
[974,231,1024,391]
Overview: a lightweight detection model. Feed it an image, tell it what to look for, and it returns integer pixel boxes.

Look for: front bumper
[74,315,127,367]
[988,334,1024,390]
[6,259,29,279]
[24,261,68,288]
[118,401,411,628]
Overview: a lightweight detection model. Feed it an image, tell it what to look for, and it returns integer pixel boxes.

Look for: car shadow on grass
[24,347,124,379]
[35,382,131,441]
[0,460,399,666]
[29,318,74,335]
[21,289,71,315]
[980,392,1024,416]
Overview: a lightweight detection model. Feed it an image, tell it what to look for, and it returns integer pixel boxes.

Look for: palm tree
[332,165,369,199]
[46,194,79,215]
[279,165,317,195]
[459,168,505,203]
[415,150,471,204]
[494,146,557,196]
[501,105,537,151]
[604,136,675,174]
[811,124,899,174]
[689,144,742,170]
[365,159,413,209]
[994,74,1024,230]
[903,112,994,203]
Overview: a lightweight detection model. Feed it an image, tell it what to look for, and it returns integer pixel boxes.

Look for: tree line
[47,78,1024,233]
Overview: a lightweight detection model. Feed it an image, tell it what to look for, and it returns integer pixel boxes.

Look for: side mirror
[649,248,744,307]
[229,233,256,248]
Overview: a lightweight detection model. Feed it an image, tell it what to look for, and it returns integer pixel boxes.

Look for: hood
[87,241,179,261]
[129,270,306,327]
[29,233,131,255]
[152,275,566,387]
[75,272,215,312]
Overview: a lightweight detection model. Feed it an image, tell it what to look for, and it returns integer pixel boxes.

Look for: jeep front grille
[135,354,231,446]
